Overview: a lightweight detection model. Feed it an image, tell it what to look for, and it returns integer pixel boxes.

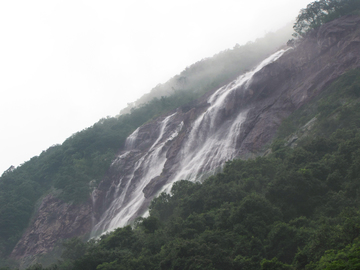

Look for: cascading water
[91,49,289,237]
[91,113,182,237]
[162,48,288,190]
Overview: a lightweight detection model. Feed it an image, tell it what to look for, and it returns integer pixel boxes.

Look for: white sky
[0,0,311,174]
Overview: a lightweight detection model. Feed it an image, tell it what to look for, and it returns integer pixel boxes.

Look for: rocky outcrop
[11,15,360,262]
[11,194,92,264]
[90,15,360,237]
[92,15,360,235]
[235,15,360,154]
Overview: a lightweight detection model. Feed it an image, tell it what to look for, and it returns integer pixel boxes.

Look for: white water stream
[91,49,288,237]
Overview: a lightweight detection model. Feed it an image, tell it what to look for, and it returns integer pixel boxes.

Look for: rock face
[10,194,92,264]
[235,15,360,155]
[11,15,360,262]
[91,15,360,237]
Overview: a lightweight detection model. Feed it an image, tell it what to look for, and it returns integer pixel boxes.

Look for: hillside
[15,27,360,270]
[55,68,360,269]
[0,25,295,267]
[1,0,360,269]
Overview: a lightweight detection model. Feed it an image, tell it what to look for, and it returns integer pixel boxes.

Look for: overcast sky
[0,0,312,174]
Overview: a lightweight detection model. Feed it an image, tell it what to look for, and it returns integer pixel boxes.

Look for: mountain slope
[2,10,360,270]
[46,14,360,270]
[88,14,360,237]
[0,20,293,266]
[31,45,360,270]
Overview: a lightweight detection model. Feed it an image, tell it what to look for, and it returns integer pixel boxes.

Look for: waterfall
[91,49,289,237]
[124,127,139,150]
[163,48,288,189]
[91,113,182,237]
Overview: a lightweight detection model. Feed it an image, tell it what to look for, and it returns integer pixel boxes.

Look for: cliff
[10,194,92,267]
[10,15,360,266]
[91,15,360,237]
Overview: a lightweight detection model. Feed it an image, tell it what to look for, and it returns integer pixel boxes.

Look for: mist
[0,0,312,174]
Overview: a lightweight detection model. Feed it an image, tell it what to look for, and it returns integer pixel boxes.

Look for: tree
[293,0,360,37]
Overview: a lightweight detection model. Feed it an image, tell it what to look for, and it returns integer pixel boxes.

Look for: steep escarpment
[60,73,360,269]
[10,194,92,267]
[234,14,360,153]
[91,15,360,237]
[10,15,360,265]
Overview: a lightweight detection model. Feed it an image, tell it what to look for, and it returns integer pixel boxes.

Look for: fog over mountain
[0,0,311,174]
[1,1,360,268]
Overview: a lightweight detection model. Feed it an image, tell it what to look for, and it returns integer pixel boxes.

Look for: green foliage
[34,125,360,270]
[61,238,87,262]
[306,241,360,269]
[0,77,217,256]
[30,68,360,270]
[0,16,298,261]
[2,13,360,270]
[261,257,291,270]
[293,0,360,37]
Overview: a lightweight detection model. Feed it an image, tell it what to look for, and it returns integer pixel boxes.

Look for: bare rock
[11,15,360,263]
[11,194,92,261]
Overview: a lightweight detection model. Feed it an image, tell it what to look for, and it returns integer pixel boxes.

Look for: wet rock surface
[11,194,92,262]
[12,15,360,260]
[235,15,360,155]
[94,15,360,232]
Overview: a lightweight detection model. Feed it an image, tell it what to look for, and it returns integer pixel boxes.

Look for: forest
[0,18,296,260]
[293,0,360,36]
[14,56,360,270]
[1,0,360,269]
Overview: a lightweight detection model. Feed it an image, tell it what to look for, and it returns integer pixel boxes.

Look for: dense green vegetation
[293,0,360,37]
[1,1,359,267]
[0,27,294,262]
[0,88,208,258]
[15,69,360,270]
